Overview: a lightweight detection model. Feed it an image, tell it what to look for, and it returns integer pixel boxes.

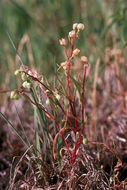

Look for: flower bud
[76,132,79,138]
[14,70,21,76]
[72,48,80,57]
[73,23,78,30]
[22,81,31,89]
[45,90,49,93]
[20,65,25,71]
[59,38,66,46]
[69,30,76,38]
[81,56,88,64]
[77,23,84,31]
[63,65,67,70]
[55,93,60,101]
[60,61,67,70]
[46,98,50,105]
[21,72,28,81]
[83,136,88,145]
[28,70,33,76]
[10,91,19,100]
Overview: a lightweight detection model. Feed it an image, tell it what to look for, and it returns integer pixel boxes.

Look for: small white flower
[59,38,66,46]
[55,93,60,101]
[14,70,20,76]
[83,136,88,144]
[69,30,76,38]
[45,90,49,93]
[60,61,67,70]
[72,48,80,57]
[10,91,19,100]
[77,23,84,31]
[28,70,33,76]
[73,23,78,30]
[22,81,31,89]
[21,72,28,81]
[46,98,50,105]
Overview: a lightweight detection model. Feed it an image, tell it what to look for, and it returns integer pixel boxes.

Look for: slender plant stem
[70,65,88,164]
[66,33,78,137]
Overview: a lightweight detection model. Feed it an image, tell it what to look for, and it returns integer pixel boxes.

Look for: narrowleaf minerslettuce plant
[10,23,88,165]
[0,24,118,189]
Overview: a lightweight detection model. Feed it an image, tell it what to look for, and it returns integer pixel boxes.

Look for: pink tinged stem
[66,32,77,99]
[66,32,78,126]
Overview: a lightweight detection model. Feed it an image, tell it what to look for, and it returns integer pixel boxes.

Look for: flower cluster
[14,66,32,89]
[73,23,84,31]
[59,23,88,72]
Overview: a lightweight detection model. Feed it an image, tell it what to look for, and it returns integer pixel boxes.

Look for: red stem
[66,32,77,99]
[66,33,78,136]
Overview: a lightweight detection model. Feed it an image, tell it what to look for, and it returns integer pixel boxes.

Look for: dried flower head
[72,48,80,57]
[77,23,84,31]
[69,30,76,38]
[59,38,66,46]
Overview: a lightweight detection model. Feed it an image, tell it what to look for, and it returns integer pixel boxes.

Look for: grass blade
[14,103,31,147]
[34,105,41,157]
[0,111,28,148]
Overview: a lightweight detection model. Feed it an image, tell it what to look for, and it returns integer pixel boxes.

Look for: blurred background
[0,0,127,91]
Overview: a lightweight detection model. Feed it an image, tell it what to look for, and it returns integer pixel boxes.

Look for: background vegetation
[0,0,127,91]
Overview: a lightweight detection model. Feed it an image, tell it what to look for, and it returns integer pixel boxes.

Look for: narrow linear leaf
[14,103,31,147]
[70,74,82,99]
[34,105,41,156]
[0,111,28,148]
